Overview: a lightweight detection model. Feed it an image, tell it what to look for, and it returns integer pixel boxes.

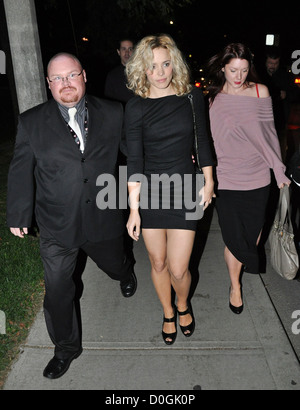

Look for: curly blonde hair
[126,34,192,98]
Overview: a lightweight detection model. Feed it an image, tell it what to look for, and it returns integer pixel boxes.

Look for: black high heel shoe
[177,303,195,337]
[229,286,244,315]
[162,308,177,345]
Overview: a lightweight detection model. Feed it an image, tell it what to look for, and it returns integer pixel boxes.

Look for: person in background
[7,53,137,380]
[260,47,298,161]
[125,34,215,345]
[207,43,290,315]
[104,38,135,105]
[104,38,136,268]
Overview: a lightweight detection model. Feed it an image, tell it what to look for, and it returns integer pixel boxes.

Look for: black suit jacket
[7,95,125,248]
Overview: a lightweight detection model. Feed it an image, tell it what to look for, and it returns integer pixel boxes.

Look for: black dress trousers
[40,234,132,359]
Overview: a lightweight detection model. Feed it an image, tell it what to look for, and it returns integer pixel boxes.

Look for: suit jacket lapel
[44,96,105,155]
[45,99,82,154]
[85,95,104,154]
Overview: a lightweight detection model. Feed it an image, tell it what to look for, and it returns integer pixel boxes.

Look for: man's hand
[280,90,287,100]
[10,228,28,238]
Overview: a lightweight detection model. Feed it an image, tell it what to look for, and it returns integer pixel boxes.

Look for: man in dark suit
[6,52,137,379]
[104,38,135,105]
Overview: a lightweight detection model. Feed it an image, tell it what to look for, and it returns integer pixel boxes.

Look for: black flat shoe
[162,308,177,345]
[177,303,195,337]
[43,348,83,379]
[229,287,244,315]
[120,271,137,298]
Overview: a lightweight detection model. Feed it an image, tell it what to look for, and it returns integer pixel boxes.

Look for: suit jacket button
[86,199,91,204]
[84,178,89,183]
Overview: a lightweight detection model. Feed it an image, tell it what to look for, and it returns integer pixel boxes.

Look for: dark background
[0,0,299,124]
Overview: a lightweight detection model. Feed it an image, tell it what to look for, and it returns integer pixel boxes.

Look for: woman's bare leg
[224,246,243,307]
[167,229,195,332]
[143,228,196,339]
[142,229,174,341]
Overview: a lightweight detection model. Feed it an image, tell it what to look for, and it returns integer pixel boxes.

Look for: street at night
[0,0,299,392]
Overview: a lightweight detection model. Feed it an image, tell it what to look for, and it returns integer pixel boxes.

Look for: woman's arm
[201,166,216,210]
[192,88,215,169]
[192,88,216,209]
[125,98,144,240]
[127,182,141,241]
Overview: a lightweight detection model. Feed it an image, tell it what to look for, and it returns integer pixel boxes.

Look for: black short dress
[125,87,214,231]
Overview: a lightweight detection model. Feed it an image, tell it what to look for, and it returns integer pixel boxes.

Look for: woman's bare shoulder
[247,82,270,98]
[257,83,270,98]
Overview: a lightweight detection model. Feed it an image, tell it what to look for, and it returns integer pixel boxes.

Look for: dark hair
[265,46,281,60]
[118,38,135,49]
[206,43,259,104]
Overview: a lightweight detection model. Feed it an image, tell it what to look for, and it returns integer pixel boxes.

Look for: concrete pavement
[3,208,300,390]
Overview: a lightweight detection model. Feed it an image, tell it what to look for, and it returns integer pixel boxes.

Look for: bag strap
[278,185,292,225]
[188,93,202,173]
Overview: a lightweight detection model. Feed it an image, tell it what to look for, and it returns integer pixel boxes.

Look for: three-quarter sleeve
[239,98,290,187]
[210,93,289,190]
[191,88,214,168]
[124,97,144,181]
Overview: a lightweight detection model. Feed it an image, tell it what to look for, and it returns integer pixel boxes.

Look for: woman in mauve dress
[207,43,290,314]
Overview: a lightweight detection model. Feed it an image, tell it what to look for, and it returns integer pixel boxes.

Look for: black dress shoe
[120,271,137,298]
[229,287,244,315]
[43,348,82,380]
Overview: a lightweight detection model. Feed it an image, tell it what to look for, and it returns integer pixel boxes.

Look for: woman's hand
[279,181,291,189]
[201,181,216,210]
[200,166,216,210]
[199,181,216,210]
[127,182,141,241]
[126,210,141,241]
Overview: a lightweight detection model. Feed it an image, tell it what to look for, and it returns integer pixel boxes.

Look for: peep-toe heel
[177,303,195,337]
[162,308,177,345]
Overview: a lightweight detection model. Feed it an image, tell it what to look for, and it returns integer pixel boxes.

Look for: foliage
[37,0,195,58]
[117,0,193,22]
[0,139,44,389]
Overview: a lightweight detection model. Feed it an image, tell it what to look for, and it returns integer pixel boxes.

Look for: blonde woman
[124,34,215,344]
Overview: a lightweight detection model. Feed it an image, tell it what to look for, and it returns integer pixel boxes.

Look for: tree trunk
[3,0,47,114]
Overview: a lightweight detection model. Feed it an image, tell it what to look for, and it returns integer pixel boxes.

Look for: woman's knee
[168,264,189,281]
[150,257,167,273]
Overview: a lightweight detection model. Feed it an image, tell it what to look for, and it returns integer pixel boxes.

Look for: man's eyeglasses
[48,70,83,84]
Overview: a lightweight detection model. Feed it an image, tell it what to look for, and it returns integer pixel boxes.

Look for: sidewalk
[3,208,300,390]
